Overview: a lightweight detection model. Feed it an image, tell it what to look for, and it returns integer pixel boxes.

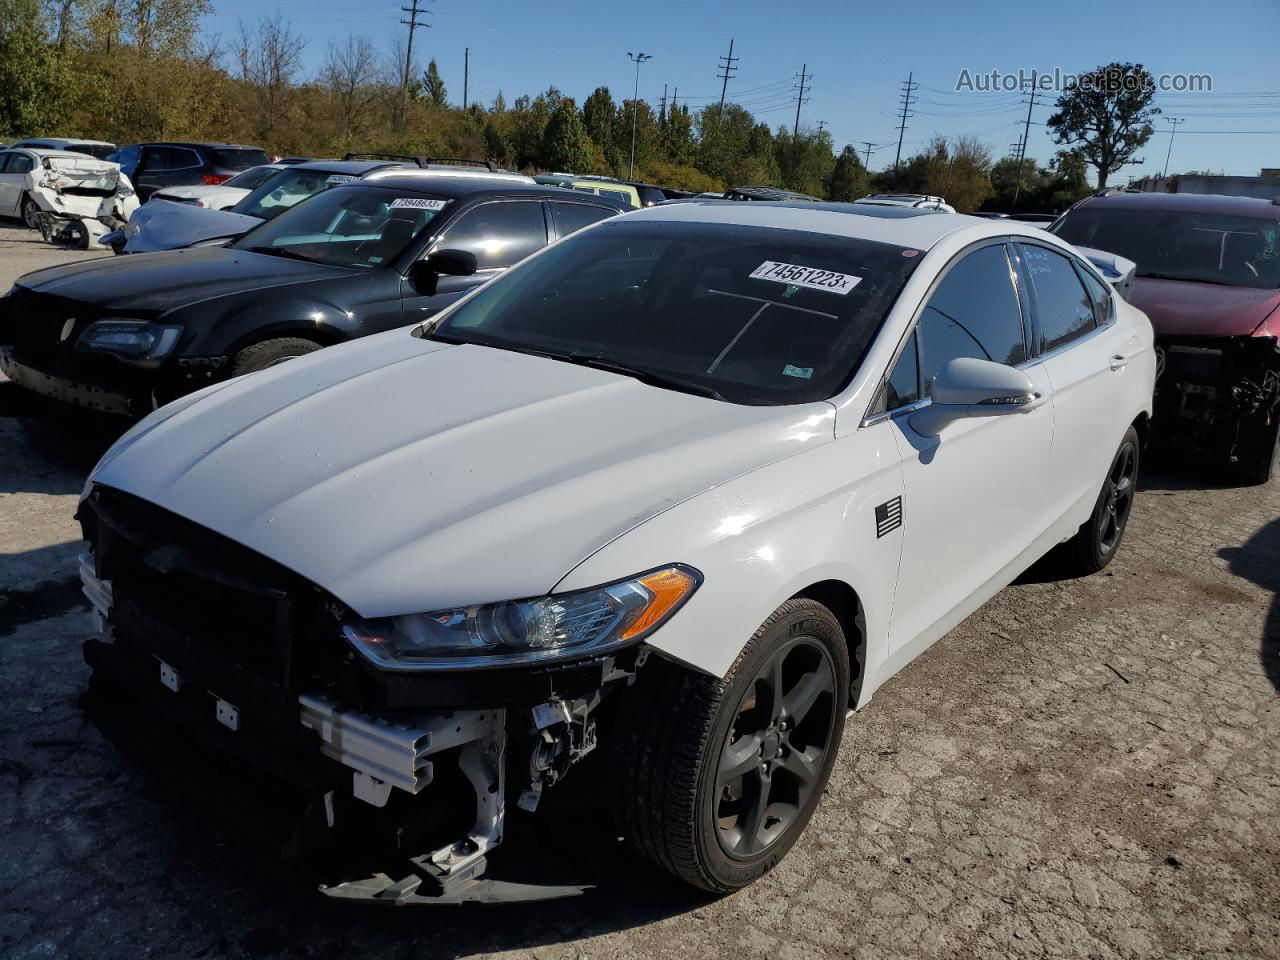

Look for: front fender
[553,424,906,700]
[172,298,354,357]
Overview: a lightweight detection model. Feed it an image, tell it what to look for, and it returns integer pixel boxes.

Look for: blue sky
[207,0,1280,181]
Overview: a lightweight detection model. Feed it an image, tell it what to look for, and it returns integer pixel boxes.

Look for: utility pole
[793,64,810,144]
[1011,75,1037,210]
[399,0,430,130]
[462,47,469,111]
[716,38,739,120]
[660,83,668,122]
[671,87,678,115]
[626,52,652,180]
[859,141,882,169]
[893,71,918,183]
[816,120,827,134]
[1162,117,1185,178]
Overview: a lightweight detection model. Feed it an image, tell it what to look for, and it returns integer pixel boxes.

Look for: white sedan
[147,163,287,210]
[75,201,1155,901]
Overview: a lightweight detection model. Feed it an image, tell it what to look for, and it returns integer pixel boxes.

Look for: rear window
[67,143,115,160]
[209,148,270,171]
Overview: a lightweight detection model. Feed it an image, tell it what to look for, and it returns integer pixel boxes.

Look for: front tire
[1060,425,1140,574]
[609,598,849,893]
[227,337,322,377]
[21,195,41,230]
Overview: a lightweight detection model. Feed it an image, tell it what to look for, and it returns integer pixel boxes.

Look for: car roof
[368,168,534,185]
[623,200,1017,250]
[16,148,109,159]
[123,141,265,150]
[288,159,405,175]
[1073,191,1280,219]
[13,137,115,147]
[346,177,626,205]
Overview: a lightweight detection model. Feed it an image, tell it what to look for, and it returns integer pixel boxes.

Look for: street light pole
[626,52,652,180]
[1162,117,1185,179]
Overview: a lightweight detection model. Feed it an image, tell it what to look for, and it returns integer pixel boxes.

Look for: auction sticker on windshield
[749,261,862,295]
[390,198,449,210]
[326,175,358,184]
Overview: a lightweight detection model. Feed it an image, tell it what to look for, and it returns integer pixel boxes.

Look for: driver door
[880,242,1055,654]
[402,200,550,322]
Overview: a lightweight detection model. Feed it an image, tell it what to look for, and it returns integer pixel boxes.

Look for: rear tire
[1234,413,1279,486]
[609,598,849,893]
[1060,425,1141,575]
[227,337,322,377]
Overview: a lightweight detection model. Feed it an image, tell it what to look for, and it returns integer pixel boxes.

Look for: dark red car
[1053,192,1280,483]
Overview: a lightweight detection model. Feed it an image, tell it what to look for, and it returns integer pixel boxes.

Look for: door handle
[1109,354,1128,371]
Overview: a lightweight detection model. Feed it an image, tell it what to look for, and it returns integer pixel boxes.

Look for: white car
[147,163,288,210]
[7,137,117,160]
[856,193,957,214]
[0,147,138,233]
[75,202,1154,901]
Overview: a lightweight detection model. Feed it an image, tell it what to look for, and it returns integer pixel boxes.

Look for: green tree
[1046,62,1159,191]
[664,103,694,166]
[827,145,870,201]
[0,0,74,135]
[541,98,593,171]
[422,58,446,107]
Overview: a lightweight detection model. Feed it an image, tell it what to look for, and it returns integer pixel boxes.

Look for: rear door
[879,242,1055,654]
[1012,241,1133,522]
[401,199,550,322]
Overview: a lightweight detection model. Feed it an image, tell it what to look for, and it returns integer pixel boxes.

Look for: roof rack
[344,153,429,166]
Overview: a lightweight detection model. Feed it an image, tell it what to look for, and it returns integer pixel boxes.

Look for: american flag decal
[875,496,903,538]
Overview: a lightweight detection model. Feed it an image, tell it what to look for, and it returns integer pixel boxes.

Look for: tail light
[201,173,232,185]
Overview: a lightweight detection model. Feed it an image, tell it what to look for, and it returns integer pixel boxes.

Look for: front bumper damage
[77,502,626,905]
[1154,334,1280,460]
[29,158,140,249]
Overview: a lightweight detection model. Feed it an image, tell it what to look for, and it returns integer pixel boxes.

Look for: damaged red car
[1053,192,1280,483]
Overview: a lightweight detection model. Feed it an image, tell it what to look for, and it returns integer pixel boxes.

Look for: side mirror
[425,248,478,277]
[909,357,1044,437]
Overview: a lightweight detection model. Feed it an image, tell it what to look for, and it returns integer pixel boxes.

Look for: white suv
[857,193,957,213]
[76,201,1155,902]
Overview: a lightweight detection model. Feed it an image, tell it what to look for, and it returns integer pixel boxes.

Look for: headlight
[343,565,701,671]
[76,320,182,365]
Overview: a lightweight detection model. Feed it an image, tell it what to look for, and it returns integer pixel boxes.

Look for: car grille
[0,287,111,371]
[82,486,337,692]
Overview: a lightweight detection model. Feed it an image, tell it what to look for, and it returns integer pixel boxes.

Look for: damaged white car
[0,147,139,247]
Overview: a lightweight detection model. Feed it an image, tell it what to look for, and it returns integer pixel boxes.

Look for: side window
[0,153,12,174]
[436,201,548,270]
[141,146,171,171]
[549,201,615,239]
[883,330,921,409]
[171,147,201,170]
[917,245,1027,394]
[1074,262,1113,326]
[1017,244,1097,352]
[8,153,33,175]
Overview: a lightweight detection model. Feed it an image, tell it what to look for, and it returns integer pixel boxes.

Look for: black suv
[107,142,271,200]
[0,178,624,416]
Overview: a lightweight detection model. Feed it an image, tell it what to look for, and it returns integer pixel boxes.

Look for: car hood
[119,201,262,253]
[1128,276,1280,338]
[89,334,835,617]
[16,246,352,314]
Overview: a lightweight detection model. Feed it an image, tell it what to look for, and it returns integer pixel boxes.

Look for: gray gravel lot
[0,228,1277,959]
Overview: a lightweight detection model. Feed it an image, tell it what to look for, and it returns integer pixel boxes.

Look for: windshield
[1053,206,1280,290]
[223,165,281,190]
[431,220,922,405]
[232,185,449,269]
[209,148,270,170]
[233,167,355,220]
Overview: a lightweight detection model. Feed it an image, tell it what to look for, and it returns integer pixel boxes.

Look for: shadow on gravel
[1219,516,1280,693]
[0,381,125,494]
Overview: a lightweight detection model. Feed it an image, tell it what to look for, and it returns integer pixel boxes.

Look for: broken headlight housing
[343,565,701,670]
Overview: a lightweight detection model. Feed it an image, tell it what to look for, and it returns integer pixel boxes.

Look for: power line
[716,38,739,120]
[893,71,918,182]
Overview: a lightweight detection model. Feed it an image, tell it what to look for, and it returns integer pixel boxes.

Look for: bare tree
[321,34,379,148]
[236,14,306,143]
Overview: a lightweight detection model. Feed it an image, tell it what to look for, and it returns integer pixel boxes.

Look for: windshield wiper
[246,245,319,264]
[558,352,726,401]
